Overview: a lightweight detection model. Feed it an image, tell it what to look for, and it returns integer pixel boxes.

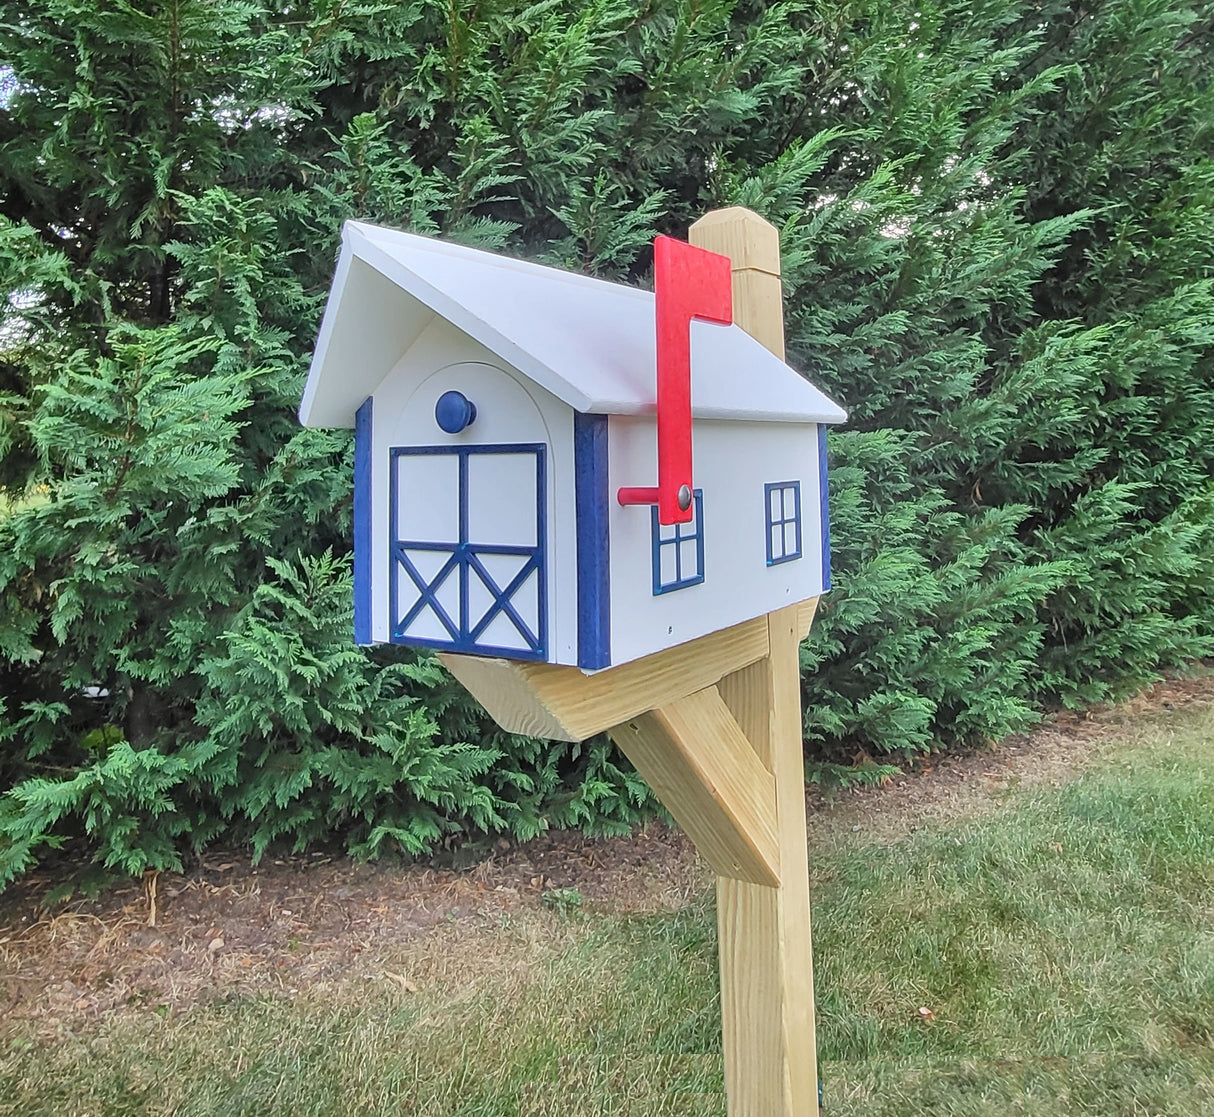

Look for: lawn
[2,691,1213,1115]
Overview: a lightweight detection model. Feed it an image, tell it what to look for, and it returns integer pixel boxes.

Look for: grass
[813,711,1214,1113]
[3,702,1213,1115]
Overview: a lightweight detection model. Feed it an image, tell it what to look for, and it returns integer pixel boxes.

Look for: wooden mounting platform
[438,597,816,743]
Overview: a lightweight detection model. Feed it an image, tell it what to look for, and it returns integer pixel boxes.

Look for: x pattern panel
[390,444,547,660]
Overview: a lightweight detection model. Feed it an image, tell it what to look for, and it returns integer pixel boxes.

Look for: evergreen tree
[0,0,1210,884]
[1006,0,1214,703]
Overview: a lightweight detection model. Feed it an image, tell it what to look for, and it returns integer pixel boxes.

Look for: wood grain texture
[717,606,819,1116]
[689,208,782,276]
[608,686,780,886]
[797,597,819,640]
[690,210,786,360]
[768,605,819,1115]
[726,270,786,361]
[437,612,771,742]
[717,877,790,1113]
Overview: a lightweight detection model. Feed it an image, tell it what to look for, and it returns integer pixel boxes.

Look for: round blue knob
[435,390,477,434]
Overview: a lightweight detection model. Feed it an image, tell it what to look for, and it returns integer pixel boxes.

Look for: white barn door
[390,444,547,660]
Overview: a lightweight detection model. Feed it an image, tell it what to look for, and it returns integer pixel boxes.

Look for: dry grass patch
[1,903,725,1116]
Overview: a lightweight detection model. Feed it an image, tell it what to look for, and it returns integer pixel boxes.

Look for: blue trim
[353,396,373,645]
[651,490,704,595]
[388,443,548,661]
[818,424,832,591]
[765,480,803,567]
[574,413,611,670]
[393,545,461,640]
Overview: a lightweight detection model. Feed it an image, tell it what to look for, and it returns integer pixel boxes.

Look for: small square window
[765,481,802,565]
[652,491,704,595]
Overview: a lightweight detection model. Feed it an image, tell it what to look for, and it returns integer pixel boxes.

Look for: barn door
[390,444,547,660]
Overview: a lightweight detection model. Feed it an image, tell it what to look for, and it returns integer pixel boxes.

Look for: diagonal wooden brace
[607,686,780,887]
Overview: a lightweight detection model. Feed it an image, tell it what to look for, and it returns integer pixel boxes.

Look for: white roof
[300,221,847,428]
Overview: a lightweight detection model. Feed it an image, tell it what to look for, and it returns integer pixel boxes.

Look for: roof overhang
[301,222,848,429]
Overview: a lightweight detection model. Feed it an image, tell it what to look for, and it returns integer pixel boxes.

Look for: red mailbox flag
[618,235,733,524]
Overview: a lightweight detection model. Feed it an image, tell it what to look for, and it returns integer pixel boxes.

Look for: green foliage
[541,886,586,914]
[775,0,1214,761]
[0,0,1211,883]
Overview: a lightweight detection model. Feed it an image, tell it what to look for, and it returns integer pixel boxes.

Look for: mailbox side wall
[366,317,580,665]
[606,417,825,668]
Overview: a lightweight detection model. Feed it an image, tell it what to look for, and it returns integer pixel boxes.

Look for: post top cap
[689,208,781,275]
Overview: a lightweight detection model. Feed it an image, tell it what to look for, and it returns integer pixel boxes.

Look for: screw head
[677,484,692,511]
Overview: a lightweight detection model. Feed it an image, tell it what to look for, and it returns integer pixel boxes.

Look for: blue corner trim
[574,412,611,670]
[818,424,832,592]
[388,443,548,661]
[651,490,704,595]
[353,396,373,644]
[764,480,803,566]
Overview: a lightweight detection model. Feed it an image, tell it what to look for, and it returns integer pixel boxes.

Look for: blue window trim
[651,490,704,595]
[765,480,803,567]
[574,412,611,670]
[818,424,832,591]
[388,443,547,661]
[353,396,373,645]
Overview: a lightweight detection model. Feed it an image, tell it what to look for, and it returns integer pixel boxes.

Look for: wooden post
[691,207,819,1117]
[440,206,821,1117]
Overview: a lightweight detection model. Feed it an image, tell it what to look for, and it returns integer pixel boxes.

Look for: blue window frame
[652,490,704,595]
[765,481,802,566]
[390,444,547,660]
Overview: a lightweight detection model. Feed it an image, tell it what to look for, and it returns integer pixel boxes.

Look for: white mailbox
[300,221,846,671]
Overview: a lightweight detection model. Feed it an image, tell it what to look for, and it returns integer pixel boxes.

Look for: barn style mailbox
[301,219,844,669]
[303,209,846,1117]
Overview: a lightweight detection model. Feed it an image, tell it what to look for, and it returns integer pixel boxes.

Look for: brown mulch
[811,672,1214,845]
[0,822,702,1028]
[2,672,1211,1029]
